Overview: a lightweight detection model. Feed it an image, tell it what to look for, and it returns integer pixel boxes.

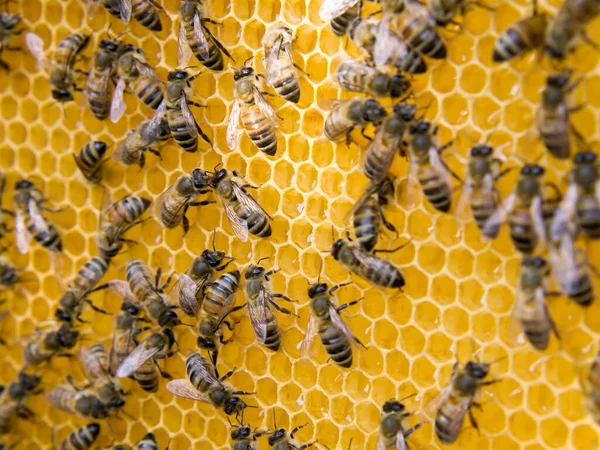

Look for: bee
[483,164,547,253]
[584,350,600,424]
[332,238,406,289]
[362,102,416,184]
[300,281,365,368]
[0,372,41,435]
[161,70,212,153]
[377,398,423,450]
[109,301,145,375]
[0,252,23,290]
[227,65,279,156]
[130,0,163,31]
[348,17,427,74]
[512,256,558,350]
[84,37,120,120]
[73,141,108,184]
[25,32,90,103]
[13,179,62,254]
[78,343,126,411]
[406,120,460,213]
[492,3,548,62]
[55,255,110,324]
[100,194,152,239]
[111,44,164,123]
[266,425,315,450]
[544,0,600,60]
[262,23,302,104]
[348,178,397,253]
[46,385,112,419]
[537,70,582,160]
[58,423,101,450]
[166,352,253,417]
[399,2,448,60]
[115,328,176,392]
[113,106,170,168]
[152,168,213,234]
[552,151,600,241]
[432,359,501,444]
[455,144,509,237]
[323,97,387,144]
[0,174,12,241]
[230,420,262,450]
[23,324,79,367]
[178,0,233,70]
[0,12,21,72]
[334,58,411,99]
[244,263,297,352]
[428,0,481,26]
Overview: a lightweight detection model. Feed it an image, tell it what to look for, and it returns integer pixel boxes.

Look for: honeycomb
[1,0,600,448]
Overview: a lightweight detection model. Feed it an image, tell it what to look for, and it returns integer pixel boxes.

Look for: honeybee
[0,251,23,290]
[511,256,558,350]
[537,70,582,160]
[78,343,126,411]
[492,1,548,62]
[230,421,260,450]
[25,32,90,102]
[377,398,423,450]
[58,423,101,450]
[300,281,365,368]
[84,37,120,120]
[100,194,152,239]
[399,1,447,59]
[244,263,297,352]
[166,352,253,417]
[13,179,63,254]
[332,238,406,288]
[152,168,213,234]
[362,102,416,184]
[484,164,547,253]
[551,151,600,241]
[405,120,459,213]
[113,105,170,168]
[428,0,480,26]
[431,359,501,444]
[46,385,112,419]
[111,44,164,123]
[348,17,427,74]
[73,141,108,184]
[583,350,600,424]
[132,433,160,449]
[262,23,302,104]
[544,0,600,59]
[334,58,411,99]
[0,174,11,241]
[0,12,21,72]
[23,324,79,367]
[323,97,387,144]
[348,178,397,253]
[55,255,110,324]
[319,0,363,36]
[227,65,279,156]
[178,0,233,70]
[266,425,315,450]
[0,372,41,435]
[109,301,145,376]
[455,144,509,237]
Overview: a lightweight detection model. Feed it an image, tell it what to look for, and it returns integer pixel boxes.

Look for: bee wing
[265,39,282,87]
[329,304,362,348]
[374,15,396,66]
[116,340,160,378]
[530,194,546,247]
[14,206,32,254]
[319,0,361,22]
[143,101,168,143]
[253,86,279,126]
[222,199,249,242]
[166,379,211,403]
[25,32,49,71]
[108,280,139,304]
[423,386,452,420]
[482,192,516,238]
[403,157,422,209]
[193,10,211,60]
[226,99,242,150]
[551,183,578,242]
[27,198,52,242]
[508,290,526,347]
[136,60,161,82]
[429,147,453,195]
[550,235,579,296]
[170,273,201,317]
[86,0,99,17]
[151,181,187,229]
[215,284,239,325]
[118,0,132,23]
[299,312,317,359]
[231,180,272,222]
[344,182,379,224]
[454,175,474,224]
[110,327,136,375]
[376,437,386,450]
[247,289,269,344]
[180,92,197,130]
[178,20,193,66]
[110,78,127,123]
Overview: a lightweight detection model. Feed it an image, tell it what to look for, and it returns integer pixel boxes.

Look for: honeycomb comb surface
[0,0,600,448]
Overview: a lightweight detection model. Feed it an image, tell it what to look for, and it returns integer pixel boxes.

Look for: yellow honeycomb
[1,0,600,448]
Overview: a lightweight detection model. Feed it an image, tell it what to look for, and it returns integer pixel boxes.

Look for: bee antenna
[471,337,478,361]
[212,229,217,251]
[106,23,112,38]
[398,392,417,402]
[256,256,270,266]
[213,162,223,172]
[273,408,277,428]
[243,56,254,67]
[317,259,323,283]
[489,355,508,365]
[116,30,130,40]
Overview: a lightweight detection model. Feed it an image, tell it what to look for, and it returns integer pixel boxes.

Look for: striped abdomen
[186,353,213,392]
[167,107,198,152]
[241,104,277,156]
[520,296,551,350]
[509,208,537,253]
[324,106,355,141]
[74,141,107,183]
[107,196,151,229]
[492,14,547,62]
[60,423,100,450]
[233,199,272,238]
[539,107,570,159]
[134,359,159,392]
[471,187,498,236]
[330,2,361,36]
[24,339,53,366]
[271,58,300,103]
[187,25,224,70]
[54,34,90,70]
[390,46,426,74]
[126,259,155,300]
[404,20,447,59]
[26,214,62,251]
[263,309,282,351]
[564,266,594,307]
[336,245,405,288]
[132,77,164,110]
[72,256,108,292]
[353,200,380,252]
[99,0,122,17]
[576,195,600,238]
[132,0,162,31]
[435,393,468,444]
[418,165,452,213]
[363,129,402,183]
[85,343,110,379]
[86,67,112,120]
[318,320,352,368]
[203,271,240,316]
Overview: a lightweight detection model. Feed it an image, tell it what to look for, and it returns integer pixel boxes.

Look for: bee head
[409,119,430,135]
[371,73,392,96]
[330,239,345,259]
[180,1,197,18]
[122,301,141,316]
[15,179,33,190]
[389,75,411,98]
[363,99,387,122]
[393,102,416,122]
[464,361,490,379]
[0,267,19,287]
[201,249,225,267]
[574,151,598,185]
[54,307,73,324]
[245,264,265,279]
[547,70,571,88]
[234,67,254,81]
[308,282,328,298]
[543,44,565,60]
[521,255,547,269]
[224,396,246,415]
[471,144,493,157]
[197,333,217,349]
[382,400,405,413]
[159,310,180,328]
[214,169,229,185]
[520,164,544,177]
[231,425,252,440]
[52,88,74,102]
[163,327,176,347]
[112,397,126,409]
[168,70,189,81]
[268,428,288,445]
[18,372,41,392]
[192,168,212,189]
[99,39,119,53]
[57,326,79,348]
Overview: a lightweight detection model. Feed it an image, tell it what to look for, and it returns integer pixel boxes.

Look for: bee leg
[403,422,424,438]
[205,29,235,61]
[201,18,221,25]
[336,297,363,313]
[360,128,373,141]
[271,293,297,303]
[0,59,8,71]
[290,423,309,438]
[216,256,236,271]
[329,282,352,294]
[269,297,298,317]
[195,122,213,146]
[16,406,34,419]
[373,239,413,254]
[66,375,81,391]
[467,407,480,434]
[154,360,172,379]
[147,148,162,160]
[218,367,236,382]
[345,131,354,148]
[296,442,317,450]
[292,61,309,77]
[85,300,111,315]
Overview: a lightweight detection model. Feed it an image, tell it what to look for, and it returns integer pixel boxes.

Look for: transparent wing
[108,280,139,303]
[595,179,600,205]
[25,33,49,71]
[507,290,525,347]
[551,183,578,242]
[140,102,167,146]
[454,176,473,224]
[116,341,161,378]
[253,86,279,126]
[247,289,269,344]
[403,157,422,209]
[344,182,378,224]
[222,200,249,242]
[193,11,211,60]
[319,0,361,22]
[151,183,187,229]
[265,39,282,87]
[180,92,197,130]
[376,437,386,450]
[299,313,317,359]
[171,273,201,317]
[330,304,362,348]
[178,20,192,66]
[14,207,32,254]
[374,15,395,66]
[215,279,239,324]
[226,99,242,150]
[362,127,399,185]
[530,195,546,247]
[482,193,516,238]
[429,147,453,195]
[110,78,127,123]
[396,434,407,450]
[27,199,52,240]
[118,0,132,23]
[86,0,99,17]
[136,60,161,81]
[423,386,452,420]
[166,379,211,403]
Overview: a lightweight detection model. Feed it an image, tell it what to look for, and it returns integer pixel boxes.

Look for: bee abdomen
[28,219,62,251]
[330,3,361,36]
[264,313,282,351]
[204,272,240,312]
[420,174,452,213]
[132,0,162,31]
[134,360,159,393]
[136,81,164,109]
[24,342,46,366]
[406,24,447,59]
[364,261,405,288]
[273,75,300,103]
[168,116,198,153]
[540,129,570,159]
[62,423,100,450]
[435,407,462,444]
[509,212,536,253]
[566,273,594,306]
[319,324,352,368]
[576,204,600,238]
[191,34,224,71]
[522,319,550,350]
[471,200,497,236]
[243,111,277,156]
[392,49,427,74]
[493,28,530,62]
[100,0,121,17]
[246,212,272,238]
[354,203,379,252]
